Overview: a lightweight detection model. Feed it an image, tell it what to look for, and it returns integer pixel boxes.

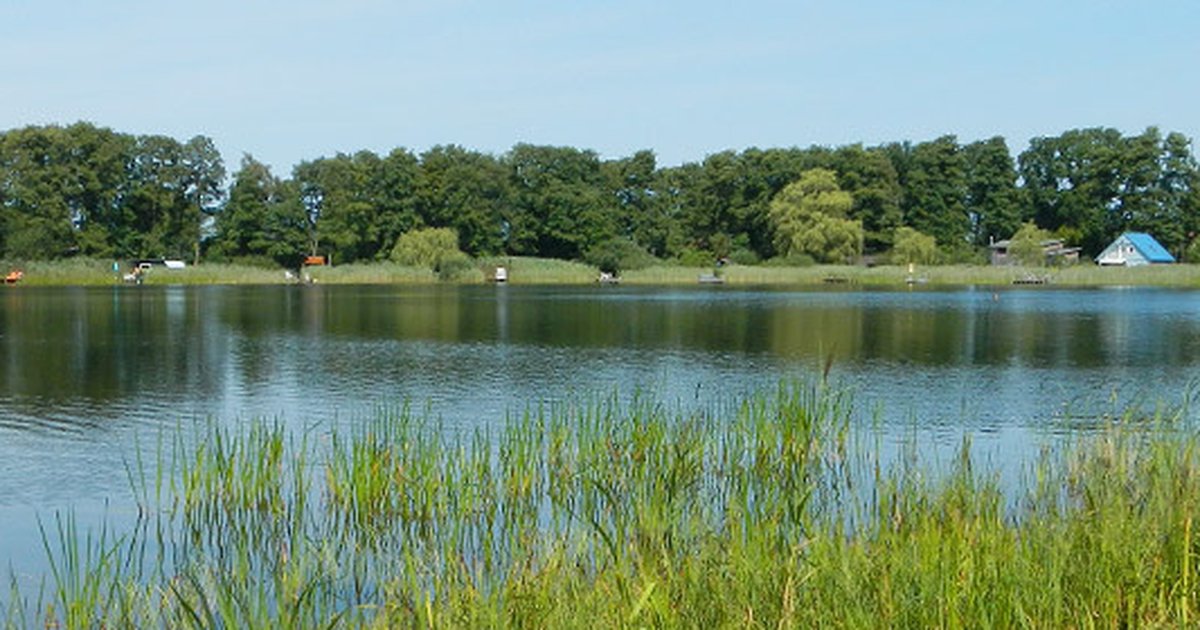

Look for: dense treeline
[1,122,1197,267]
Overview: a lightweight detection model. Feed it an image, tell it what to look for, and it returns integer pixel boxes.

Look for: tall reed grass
[5,385,1200,627]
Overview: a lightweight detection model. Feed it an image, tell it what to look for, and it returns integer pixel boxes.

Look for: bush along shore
[5,383,1200,627]
[9,257,1200,288]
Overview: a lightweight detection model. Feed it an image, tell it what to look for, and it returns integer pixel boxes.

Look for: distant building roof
[1124,232,1175,263]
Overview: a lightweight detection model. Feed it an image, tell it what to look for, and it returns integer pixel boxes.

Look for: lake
[1,283,1198,583]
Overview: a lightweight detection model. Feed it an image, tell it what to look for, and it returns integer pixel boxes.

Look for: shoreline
[4,257,1200,288]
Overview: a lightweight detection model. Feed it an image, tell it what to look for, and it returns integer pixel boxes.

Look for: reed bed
[5,385,1200,628]
[474,256,598,284]
[305,262,447,285]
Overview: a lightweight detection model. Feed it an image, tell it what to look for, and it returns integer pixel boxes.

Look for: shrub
[728,248,761,266]
[674,248,715,268]
[583,237,657,275]
[437,253,477,281]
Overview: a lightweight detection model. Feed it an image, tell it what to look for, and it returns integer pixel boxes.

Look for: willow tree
[768,168,863,263]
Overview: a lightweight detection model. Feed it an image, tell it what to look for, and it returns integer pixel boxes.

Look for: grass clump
[8,385,1200,627]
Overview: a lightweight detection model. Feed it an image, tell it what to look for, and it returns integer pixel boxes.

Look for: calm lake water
[1,284,1198,580]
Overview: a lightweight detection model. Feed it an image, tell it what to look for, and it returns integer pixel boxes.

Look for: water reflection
[2,286,1198,431]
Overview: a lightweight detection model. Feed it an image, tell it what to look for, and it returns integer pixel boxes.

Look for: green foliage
[832,144,903,251]
[963,136,1022,246]
[728,248,760,265]
[506,144,613,259]
[0,123,224,261]
[673,247,716,268]
[903,135,970,248]
[1018,126,1199,256]
[435,253,475,281]
[768,169,864,263]
[1185,239,1200,264]
[1008,221,1053,266]
[390,227,469,276]
[2,123,1200,269]
[418,145,509,256]
[891,226,937,265]
[210,155,308,269]
[583,237,656,275]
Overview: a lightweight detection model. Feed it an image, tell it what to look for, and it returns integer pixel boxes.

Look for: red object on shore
[5,270,23,284]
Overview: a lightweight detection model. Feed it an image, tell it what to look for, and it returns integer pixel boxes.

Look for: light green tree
[390,227,470,277]
[1008,221,1053,266]
[768,169,863,263]
[892,227,937,265]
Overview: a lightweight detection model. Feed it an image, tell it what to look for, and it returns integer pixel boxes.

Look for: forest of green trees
[1,122,1197,268]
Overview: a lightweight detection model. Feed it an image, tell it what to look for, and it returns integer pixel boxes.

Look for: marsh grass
[306,262,446,285]
[7,385,1200,627]
[474,256,597,284]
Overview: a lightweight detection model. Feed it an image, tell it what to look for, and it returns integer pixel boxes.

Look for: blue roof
[1124,232,1176,263]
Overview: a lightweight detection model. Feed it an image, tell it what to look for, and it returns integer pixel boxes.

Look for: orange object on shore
[304,256,326,266]
[5,270,23,284]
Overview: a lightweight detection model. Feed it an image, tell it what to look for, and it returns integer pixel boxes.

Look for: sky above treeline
[2,0,1197,174]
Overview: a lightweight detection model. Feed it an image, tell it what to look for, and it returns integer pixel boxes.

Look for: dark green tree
[963,136,1021,246]
[831,144,903,251]
[903,135,970,252]
[293,151,386,263]
[505,144,612,259]
[0,125,81,258]
[211,155,308,267]
[1020,128,1143,255]
[1158,132,1200,255]
[417,145,509,256]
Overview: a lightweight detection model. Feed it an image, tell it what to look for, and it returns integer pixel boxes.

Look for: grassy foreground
[6,384,1200,628]
[8,257,1200,287]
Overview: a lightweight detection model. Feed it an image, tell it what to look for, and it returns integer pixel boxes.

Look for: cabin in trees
[1094,232,1176,266]
[988,238,1081,266]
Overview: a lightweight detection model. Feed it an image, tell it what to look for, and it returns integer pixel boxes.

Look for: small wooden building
[1094,232,1175,266]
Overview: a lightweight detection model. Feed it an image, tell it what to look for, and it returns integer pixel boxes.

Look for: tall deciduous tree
[963,136,1021,246]
[293,151,386,263]
[1158,132,1200,254]
[417,145,509,256]
[831,144,903,251]
[903,135,969,253]
[768,168,863,263]
[211,155,308,267]
[506,144,612,259]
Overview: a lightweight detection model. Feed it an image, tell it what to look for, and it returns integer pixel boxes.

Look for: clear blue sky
[2,0,1197,174]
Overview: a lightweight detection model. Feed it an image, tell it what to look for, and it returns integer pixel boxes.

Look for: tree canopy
[1,122,1198,266]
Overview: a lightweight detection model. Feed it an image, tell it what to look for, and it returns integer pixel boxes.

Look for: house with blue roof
[1094,232,1176,266]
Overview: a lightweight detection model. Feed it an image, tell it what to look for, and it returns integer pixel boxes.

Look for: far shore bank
[5,257,1200,288]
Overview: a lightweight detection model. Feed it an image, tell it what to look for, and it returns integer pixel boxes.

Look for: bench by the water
[698,274,724,284]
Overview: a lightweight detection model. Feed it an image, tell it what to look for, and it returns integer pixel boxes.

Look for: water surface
[1,284,1196,579]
